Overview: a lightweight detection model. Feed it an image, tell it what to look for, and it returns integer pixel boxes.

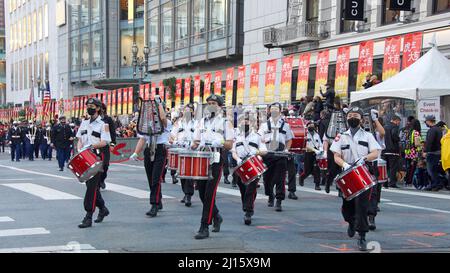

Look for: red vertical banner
[264,59,277,103]
[225,68,234,107]
[107,91,112,116]
[296,53,311,100]
[139,84,145,99]
[111,90,117,116]
[194,76,201,103]
[203,73,212,104]
[184,77,191,104]
[144,83,150,100]
[102,92,107,105]
[383,36,401,81]
[402,32,423,69]
[128,87,134,114]
[175,79,182,108]
[237,66,246,105]
[314,50,330,96]
[151,83,157,100]
[280,56,293,102]
[214,71,222,95]
[335,46,351,98]
[122,88,128,115]
[117,89,122,115]
[249,63,260,105]
[356,40,374,90]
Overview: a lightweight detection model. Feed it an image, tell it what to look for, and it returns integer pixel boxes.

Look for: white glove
[356,157,367,165]
[236,158,243,165]
[212,139,224,148]
[342,162,351,171]
[130,153,139,161]
[371,109,379,121]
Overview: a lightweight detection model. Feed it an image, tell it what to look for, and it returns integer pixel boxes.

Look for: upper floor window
[433,0,450,14]
[306,0,319,22]
[192,0,206,45]
[381,0,400,25]
[210,0,227,40]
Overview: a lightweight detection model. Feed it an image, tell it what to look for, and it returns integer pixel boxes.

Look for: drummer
[170,103,197,207]
[191,94,234,239]
[330,107,381,251]
[258,102,293,212]
[299,120,323,191]
[75,97,112,229]
[231,111,267,225]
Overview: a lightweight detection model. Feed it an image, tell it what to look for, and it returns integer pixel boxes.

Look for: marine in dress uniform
[51,116,74,171]
[258,103,293,212]
[330,107,381,251]
[8,121,22,162]
[299,121,323,191]
[191,95,234,239]
[76,98,112,228]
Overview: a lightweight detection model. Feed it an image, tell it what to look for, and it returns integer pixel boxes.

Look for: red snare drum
[334,163,376,201]
[167,148,182,170]
[285,117,307,154]
[377,159,388,183]
[317,156,328,171]
[234,155,268,184]
[177,151,212,180]
[68,148,104,183]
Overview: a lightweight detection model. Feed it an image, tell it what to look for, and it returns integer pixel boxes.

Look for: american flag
[42,83,51,118]
[28,84,36,119]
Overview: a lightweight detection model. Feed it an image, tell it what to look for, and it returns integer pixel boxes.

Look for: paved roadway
[0,152,450,253]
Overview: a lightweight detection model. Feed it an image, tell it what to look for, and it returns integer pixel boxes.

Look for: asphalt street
[1,152,450,253]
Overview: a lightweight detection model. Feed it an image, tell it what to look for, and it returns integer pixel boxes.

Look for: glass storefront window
[433,0,450,14]
[81,0,89,27]
[120,0,129,21]
[38,7,42,40]
[92,0,101,24]
[92,31,102,68]
[210,0,226,40]
[81,34,90,68]
[121,29,133,67]
[136,0,145,19]
[27,15,31,45]
[44,4,48,38]
[162,2,173,52]
[32,11,37,42]
[192,0,206,45]
[176,0,188,49]
[71,4,79,30]
[149,8,159,55]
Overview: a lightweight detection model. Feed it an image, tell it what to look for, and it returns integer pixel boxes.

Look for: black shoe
[180,195,186,203]
[445,186,450,191]
[389,184,398,188]
[383,183,389,189]
[232,183,237,188]
[78,215,92,229]
[185,195,192,207]
[288,192,298,200]
[100,181,106,190]
[357,235,367,252]
[94,207,110,223]
[347,223,355,238]
[368,215,376,231]
[194,224,209,240]
[158,203,163,211]
[424,187,432,191]
[325,184,330,193]
[146,205,158,217]
[267,196,274,207]
[299,179,304,187]
[172,175,178,184]
[224,177,231,184]
[376,206,381,212]
[315,185,321,191]
[275,200,282,212]
[212,214,223,232]
[59,168,63,172]
[244,212,252,225]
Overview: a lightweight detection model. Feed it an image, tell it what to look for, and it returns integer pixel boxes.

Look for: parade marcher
[258,103,293,212]
[43,124,53,160]
[299,120,323,191]
[170,103,197,207]
[76,98,112,228]
[130,97,168,218]
[285,111,299,200]
[24,121,37,161]
[231,112,267,225]
[330,107,381,251]
[0,123,6,153]
[100,103,117,190]
[191,94,234,239]
[8,121,22,162]
[382,115,401,188]
[51,116,74,171]
[34,122,45,159]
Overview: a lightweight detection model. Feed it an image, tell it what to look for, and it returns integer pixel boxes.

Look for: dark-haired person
[51,116,74,171]
[423,115,444,191]
[382,115,401,188]
[405,119,422,187]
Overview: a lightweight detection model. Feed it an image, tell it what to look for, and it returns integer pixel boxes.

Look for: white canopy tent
[350,46,450,103]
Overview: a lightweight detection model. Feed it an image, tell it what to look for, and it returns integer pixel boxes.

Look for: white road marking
[0,217,14,222]
[296,187,392,202]
[0,244,108,253]
[0,164,73,180]
[384,202,450,214]
[0,228,50,237]
[114,163,144,169]
[383,188,450,201]
[0,179,33,181]
[216,187,268,200]
[1,183,81,200]
[106,183,175,199]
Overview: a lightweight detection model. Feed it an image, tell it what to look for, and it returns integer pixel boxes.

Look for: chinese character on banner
[264,59,277,104]
[314,50,330,96]
[280,56,293,102]
[151,83,156,100]
[111,90,117,116]
[194,75,201,103]
[334,46,350,98]
[214,71,222,95]
[356,40,374,90]
[139,85,145,99]
[383,36,401,81]
[184,77,191,104]
[296,53,311,100]
[117,89,122,115]
[144,83,150,100]
[175,79,182,108]
[128,87,134,114]
[237,66,246,105]
[203,73,212,104]
[225,68,234,107]
[403,32,423,69]
[249,63,260,105]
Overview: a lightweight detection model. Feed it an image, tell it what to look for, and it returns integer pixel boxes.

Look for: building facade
[0,0,6,106]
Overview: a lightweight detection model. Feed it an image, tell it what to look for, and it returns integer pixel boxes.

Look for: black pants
[197,157,223,225]
[327,149,340,188]
[144,145,167,206]
[100,146,111,185]
[223,152,230,178]
[181,179,194,196]
[84,173,105,214]
[342,189,371,233]
[384,154,400,186]
[34,143,40,158]
[263,156,287,200]
[236,177,258,213]
[286,157,297,193]
[405,159,417,185]
[368,184,381,217]
[0,138,5,152]
[300,152,320,186]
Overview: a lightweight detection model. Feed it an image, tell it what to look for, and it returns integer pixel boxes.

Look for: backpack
[441,125,450,171]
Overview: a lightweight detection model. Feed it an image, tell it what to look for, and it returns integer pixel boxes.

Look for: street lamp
[36,77,47,101]
[132,42,150,84]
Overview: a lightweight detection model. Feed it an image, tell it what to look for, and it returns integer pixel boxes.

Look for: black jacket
[320,89,335,108]
[8,127,23,144]
[425,125,442,153]
[35,128,45,145]
[51,123,74,149]
[383,122,400,154]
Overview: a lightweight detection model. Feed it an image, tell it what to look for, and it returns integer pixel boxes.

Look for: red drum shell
[234,155,268,184]
[377,159,388,183]
[334,163,376,201]
[317,157,328,171]
[285,118,307,154]
[167,148,182,170]
[68,148,103,183]
[177,151,212,180]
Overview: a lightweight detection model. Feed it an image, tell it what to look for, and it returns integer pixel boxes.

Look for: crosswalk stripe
[383,188,450,200]
[216,186,268,200]
[106,183,175,199]
[1,183,82,200]
[0,217,14,222]
[0,244,108,253]
[0,164,73,180]
[0,228,50,237]
[384,202,450,214]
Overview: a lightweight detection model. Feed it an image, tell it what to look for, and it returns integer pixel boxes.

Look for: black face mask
[87,108,97,116]
[244,125,250,133]
[348,118,361,129]
[308,127,315,133]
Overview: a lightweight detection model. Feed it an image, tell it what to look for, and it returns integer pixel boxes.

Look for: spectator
[404,119,423,187]
[320,82,335,111]
[423,115,444,191]
[382,115,401,188]
[303,96,315,120]
[297,97,307,117]
[313,96,323,121]
[362,73,373,89]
